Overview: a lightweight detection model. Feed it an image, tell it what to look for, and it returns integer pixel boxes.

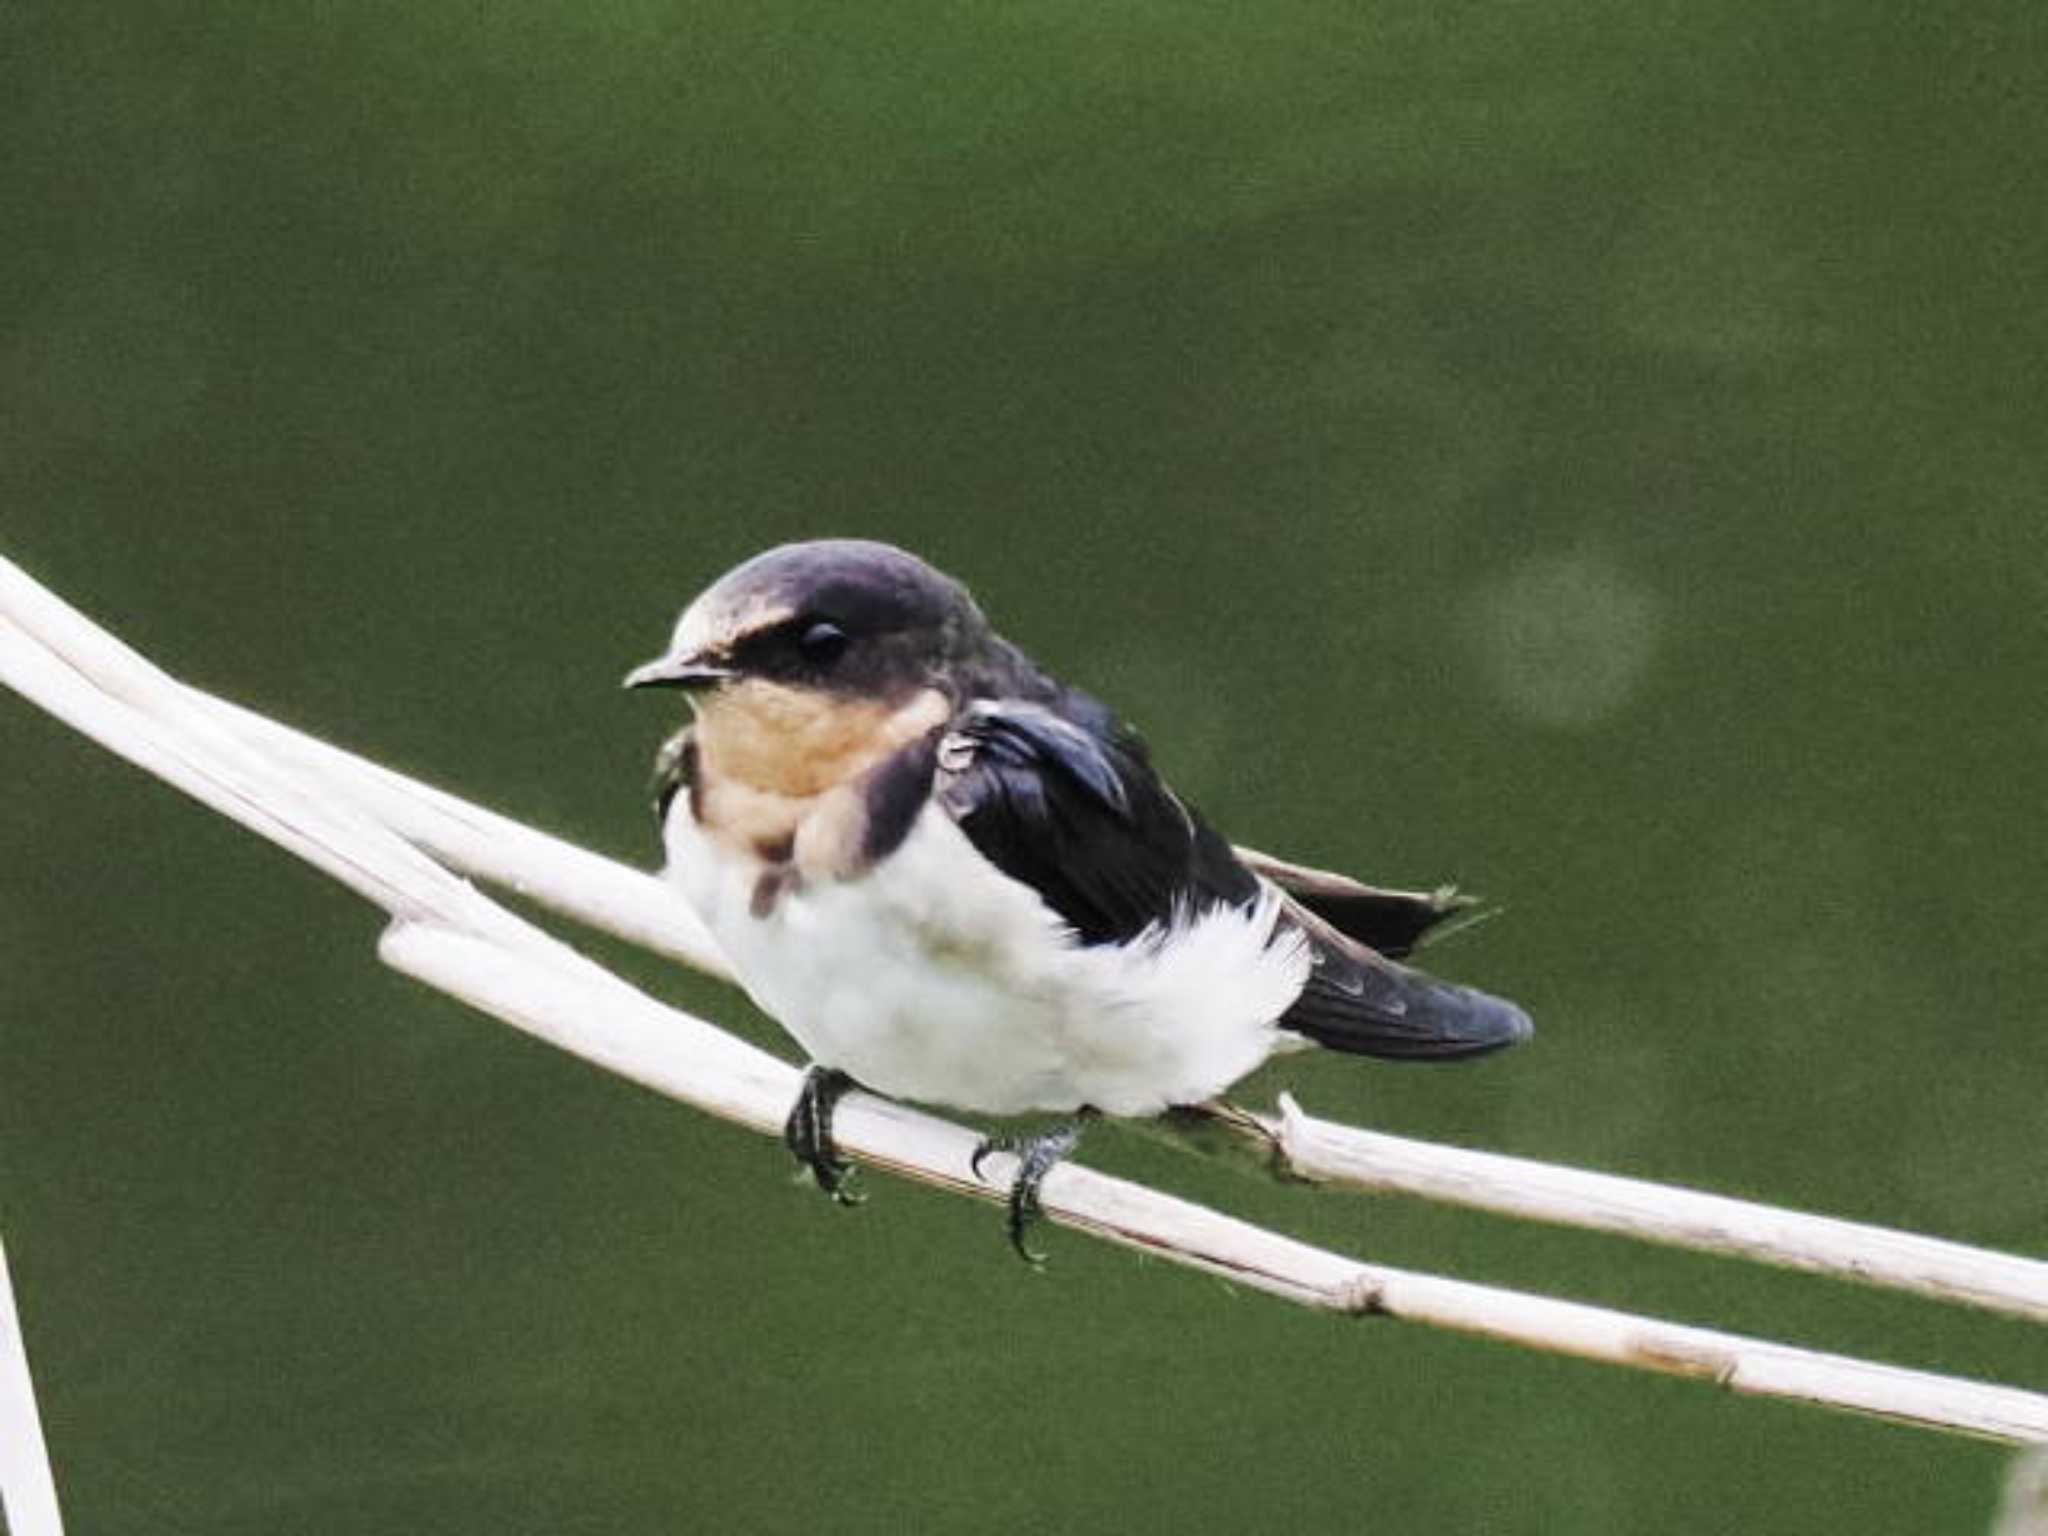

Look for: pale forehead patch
[671,589,796,661]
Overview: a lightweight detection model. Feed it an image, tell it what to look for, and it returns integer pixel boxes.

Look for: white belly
[663,805,1310,1116]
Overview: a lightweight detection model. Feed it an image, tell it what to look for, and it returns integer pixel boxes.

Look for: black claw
[971,1115,1092,1264]
[968,1137,1000,1183]
[783,1066,863,1205]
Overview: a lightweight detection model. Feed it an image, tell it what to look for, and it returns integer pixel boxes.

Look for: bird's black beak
[622,652,736,692]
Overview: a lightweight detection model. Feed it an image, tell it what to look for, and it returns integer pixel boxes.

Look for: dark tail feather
[1281,942,1533,1062]
[1233,846,1478,959]
[1284,884,1479,961]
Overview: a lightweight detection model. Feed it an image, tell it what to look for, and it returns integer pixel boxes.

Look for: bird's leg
[783,1065,863,1205]
[971,1109,1098,1264]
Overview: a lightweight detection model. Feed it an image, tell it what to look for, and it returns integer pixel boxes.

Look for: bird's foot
[971,1112,1096,1265]
[783,1066,864,1205]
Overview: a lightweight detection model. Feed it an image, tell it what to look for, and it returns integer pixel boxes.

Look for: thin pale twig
[2,551,2045,1448]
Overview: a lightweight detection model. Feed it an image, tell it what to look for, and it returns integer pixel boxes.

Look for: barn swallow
[627,539,1531,1259]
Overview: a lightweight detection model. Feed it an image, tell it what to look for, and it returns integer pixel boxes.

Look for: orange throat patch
[688,683,949,883]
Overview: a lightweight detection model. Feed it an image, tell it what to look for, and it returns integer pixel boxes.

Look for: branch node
[1337,1272,1390,1317]
[1625,1332,1741,1386]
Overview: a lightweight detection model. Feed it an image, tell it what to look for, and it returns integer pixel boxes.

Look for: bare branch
[379,922,2048,1446]
[200,692,733,982]
[0,1236,65,1536]
[3,550,2045,1448]
[1254,1095,2048,1325]
[177,586,2048,1331]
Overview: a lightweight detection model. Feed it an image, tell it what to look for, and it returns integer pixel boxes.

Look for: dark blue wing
[936,696,1533,1061]
[935,699,1257,946]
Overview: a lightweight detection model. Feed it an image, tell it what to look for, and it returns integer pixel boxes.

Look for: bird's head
[625,539,983,794]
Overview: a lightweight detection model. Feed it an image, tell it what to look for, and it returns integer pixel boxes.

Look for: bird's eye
[798,620,849,666]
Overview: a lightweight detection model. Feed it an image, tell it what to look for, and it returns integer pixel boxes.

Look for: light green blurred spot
[1468,551,1663,728]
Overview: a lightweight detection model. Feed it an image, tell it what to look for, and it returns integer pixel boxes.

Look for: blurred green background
[5,2,2046,1530]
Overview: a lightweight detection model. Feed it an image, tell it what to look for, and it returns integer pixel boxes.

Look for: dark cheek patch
[682,738,706,825]
[859,731,941,867]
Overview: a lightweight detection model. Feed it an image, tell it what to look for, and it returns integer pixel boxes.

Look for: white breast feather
[664,804,1311,1116]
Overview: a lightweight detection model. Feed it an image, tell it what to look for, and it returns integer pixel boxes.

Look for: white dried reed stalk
[0,1236,65,1536]
[188,643,2048,1328]
[1,551,2044,1451]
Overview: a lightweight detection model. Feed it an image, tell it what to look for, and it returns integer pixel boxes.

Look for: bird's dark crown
[672,539,998,700]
